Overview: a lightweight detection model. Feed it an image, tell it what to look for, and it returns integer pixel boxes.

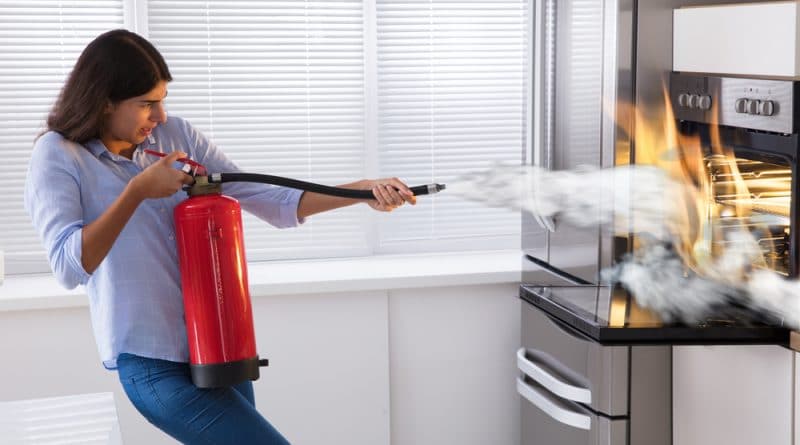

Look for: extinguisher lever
[258,358,269,367]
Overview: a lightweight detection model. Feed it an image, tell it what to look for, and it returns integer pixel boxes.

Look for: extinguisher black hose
[208,173,445,199]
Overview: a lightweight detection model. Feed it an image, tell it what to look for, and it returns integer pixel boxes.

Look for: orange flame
[615,84,789,279]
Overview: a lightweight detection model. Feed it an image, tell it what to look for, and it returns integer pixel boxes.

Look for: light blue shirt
[24,116,305,369]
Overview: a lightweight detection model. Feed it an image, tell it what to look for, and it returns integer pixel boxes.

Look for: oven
[669,72,800,277]
[519,0,798,442]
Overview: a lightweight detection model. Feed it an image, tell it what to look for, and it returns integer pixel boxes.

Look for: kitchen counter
[520,285,790,346]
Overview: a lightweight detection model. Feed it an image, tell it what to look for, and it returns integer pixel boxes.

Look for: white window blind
[0,392,123,444]
[375,0,526,253]
[0,1,125,274]
[148,0,371,261]
[0,1,528,276]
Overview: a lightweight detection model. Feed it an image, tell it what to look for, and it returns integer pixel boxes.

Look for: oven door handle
[517,376,592,430]
[530,0,557,233]
[538,215,557,232]
[517,347,592,404]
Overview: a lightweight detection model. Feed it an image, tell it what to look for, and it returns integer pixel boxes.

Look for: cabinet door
[673,345,793,445]
[389,285,521,445]
[252,292,390,445]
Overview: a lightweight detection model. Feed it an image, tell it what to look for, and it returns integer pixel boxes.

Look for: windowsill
[0,250,522,312]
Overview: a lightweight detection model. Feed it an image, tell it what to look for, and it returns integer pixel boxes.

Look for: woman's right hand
[129,151,195,200]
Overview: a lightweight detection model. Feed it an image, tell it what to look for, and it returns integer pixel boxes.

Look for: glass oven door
[707,152,793,276]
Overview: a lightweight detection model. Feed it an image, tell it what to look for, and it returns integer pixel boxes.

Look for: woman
[24,29,415,445]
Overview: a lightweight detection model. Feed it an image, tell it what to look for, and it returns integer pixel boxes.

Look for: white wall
[0,283,520,445]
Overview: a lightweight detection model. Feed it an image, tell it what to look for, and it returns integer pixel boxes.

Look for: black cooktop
[520,285,791,346]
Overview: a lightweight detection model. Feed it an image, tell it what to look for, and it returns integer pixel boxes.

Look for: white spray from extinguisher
[445,163,798,329]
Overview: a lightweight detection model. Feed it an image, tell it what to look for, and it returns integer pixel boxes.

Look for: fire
[617,85,789,280]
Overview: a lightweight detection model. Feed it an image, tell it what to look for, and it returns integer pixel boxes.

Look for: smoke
[447,164,794,328]
[446,163,695,240]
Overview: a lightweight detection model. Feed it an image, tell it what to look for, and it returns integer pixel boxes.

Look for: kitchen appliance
[669,72,800,277]
[521,1,792,444]
[518,284,786,445]
[522,0,660,442]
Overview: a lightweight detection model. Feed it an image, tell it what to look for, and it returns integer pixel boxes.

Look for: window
[374,1,527,254]
[0,0,527,275]
[0,1,125,275]
[148,1,371,261]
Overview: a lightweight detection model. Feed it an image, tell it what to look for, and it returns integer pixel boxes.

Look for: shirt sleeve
[177,118,306,228]
[24,135,91,289]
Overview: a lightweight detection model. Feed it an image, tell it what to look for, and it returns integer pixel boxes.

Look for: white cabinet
[387,284,520,445]
[673,345,794,445]
[251,291,392,445]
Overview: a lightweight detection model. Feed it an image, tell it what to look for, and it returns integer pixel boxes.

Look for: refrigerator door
[521,300,629,416]
[526,0,635,282]
[519,376,628,445]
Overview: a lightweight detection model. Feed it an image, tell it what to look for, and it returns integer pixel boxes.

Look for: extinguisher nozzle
[409,183,446,196]
[258,358,270,367]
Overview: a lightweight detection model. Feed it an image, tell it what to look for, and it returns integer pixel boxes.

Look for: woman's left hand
[361,178,417,211]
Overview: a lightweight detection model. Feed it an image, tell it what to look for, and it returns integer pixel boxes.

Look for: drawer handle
[517,347,591,404]
[517,377,592,430]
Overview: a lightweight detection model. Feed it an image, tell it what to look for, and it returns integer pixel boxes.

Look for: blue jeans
[117,353,290,445]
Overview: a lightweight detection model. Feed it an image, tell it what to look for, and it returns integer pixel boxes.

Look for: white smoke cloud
[447,163,796,329]
[447,163,695,241]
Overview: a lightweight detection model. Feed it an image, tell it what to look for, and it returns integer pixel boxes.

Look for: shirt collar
[84,139,111,159]
[85,135,156,160]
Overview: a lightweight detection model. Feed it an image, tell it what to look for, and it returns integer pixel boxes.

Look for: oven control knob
[678,93,690,108]
[735,98,748,113]
[698,95,712,110]
[746,99,761,115]
[760,100,775,116]
[687,94,700,109]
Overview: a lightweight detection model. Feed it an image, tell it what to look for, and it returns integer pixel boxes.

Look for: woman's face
[102,80,168,154]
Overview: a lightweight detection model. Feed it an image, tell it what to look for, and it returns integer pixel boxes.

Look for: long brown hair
[46,29,172,143]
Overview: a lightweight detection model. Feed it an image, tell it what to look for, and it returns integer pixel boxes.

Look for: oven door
[519,375,628,445]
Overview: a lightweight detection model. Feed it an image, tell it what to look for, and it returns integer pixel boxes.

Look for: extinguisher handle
[143,149,208,176]
[259,358,269,367]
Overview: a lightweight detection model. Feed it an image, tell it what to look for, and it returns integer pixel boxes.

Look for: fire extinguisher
[152,150,445,388]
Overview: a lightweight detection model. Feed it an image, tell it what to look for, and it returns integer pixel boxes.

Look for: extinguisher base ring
[190,355,265,389]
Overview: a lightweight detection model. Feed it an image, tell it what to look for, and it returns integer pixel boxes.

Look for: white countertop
[0,250,522,312]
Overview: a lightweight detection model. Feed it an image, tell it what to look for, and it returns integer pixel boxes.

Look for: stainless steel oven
[669,72,800,277]
[520,1,780,444]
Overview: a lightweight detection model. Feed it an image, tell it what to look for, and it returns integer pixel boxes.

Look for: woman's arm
[297,178,417,219]
[80,151,193,273]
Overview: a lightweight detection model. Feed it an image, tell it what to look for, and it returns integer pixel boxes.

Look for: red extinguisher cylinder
[174,191,265,388]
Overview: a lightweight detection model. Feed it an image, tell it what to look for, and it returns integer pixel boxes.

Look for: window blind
[0,393,122,444]
[148,0,370,261]
[1,1,528,276]
[374,0,526,253]
[0,1,125,274]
